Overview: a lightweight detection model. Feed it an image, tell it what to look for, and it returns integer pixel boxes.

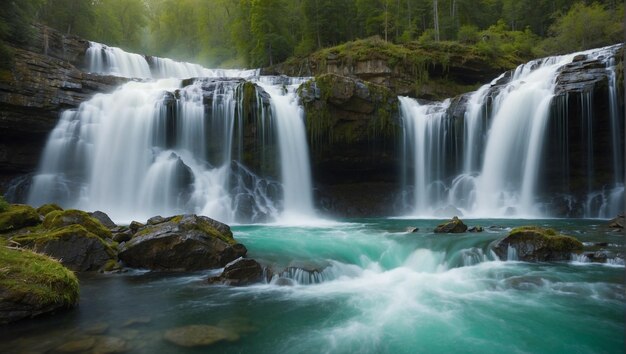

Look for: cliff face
[0,25,128,189]
[263,39,518,101]
[298,74,402,216]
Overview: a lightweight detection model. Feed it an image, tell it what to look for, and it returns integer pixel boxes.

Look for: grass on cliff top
[0,238,79,306]
[284,36,526,73]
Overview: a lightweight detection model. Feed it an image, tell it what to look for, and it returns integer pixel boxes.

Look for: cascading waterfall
[400,44,624,218]
[257,78,316,223]
[28,42,317,223]
[85,41,259,79]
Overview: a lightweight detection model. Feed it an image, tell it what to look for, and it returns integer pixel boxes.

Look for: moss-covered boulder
[0,239,79,324]
[12,225,115,272]
[434,216,468,233]
[0,204,41,233]
[43,209,112,240]
[118,214,246,271]
[35,203,63,217]
[494,226,583,262]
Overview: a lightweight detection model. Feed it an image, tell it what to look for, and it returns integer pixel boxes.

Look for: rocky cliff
[263,38,520,101]
[0,25,128,190]
[298,74,401,216]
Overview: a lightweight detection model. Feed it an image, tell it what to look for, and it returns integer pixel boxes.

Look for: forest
[1,0,624,69]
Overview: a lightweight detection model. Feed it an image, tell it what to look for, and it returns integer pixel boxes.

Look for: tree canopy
[0,0,623,69]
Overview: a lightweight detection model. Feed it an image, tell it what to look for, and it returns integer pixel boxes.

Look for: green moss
[301,74,399,153]
[43,209,111,240]
[102,259,122,272]
[0,196,9,213]
[509,226,583,252]
[0,204,41,233]
[184,217,236,245]
[0,238,79,307]
[36,203,63,216]
[12,224,116,257]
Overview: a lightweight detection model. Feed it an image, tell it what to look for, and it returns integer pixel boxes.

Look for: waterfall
[29,43,317,223]
[257,77,316,222]
[85,41,259,79]
[400,44,624,218]
[27,77,285,223]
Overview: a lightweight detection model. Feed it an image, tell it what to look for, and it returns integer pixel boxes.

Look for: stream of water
[1,219,623,353]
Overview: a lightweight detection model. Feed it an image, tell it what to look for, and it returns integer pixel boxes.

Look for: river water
[1,218,623,353]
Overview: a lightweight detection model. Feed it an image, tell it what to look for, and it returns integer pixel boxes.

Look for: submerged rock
[434,216,468,233]
[405,227,419,233]
[118,214,246,271]
[468,226,484,233]
[494,226,583,262]
[208,258,264,286]
[0,239,79,324]
[163,325,239,347]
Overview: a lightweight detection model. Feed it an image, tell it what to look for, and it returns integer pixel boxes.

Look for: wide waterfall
[400,44,624,218]
[27,42,316,223]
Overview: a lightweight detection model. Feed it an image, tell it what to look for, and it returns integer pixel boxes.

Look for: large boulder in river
[434,216,468,233]
[0,238,79,324]
[118,215,246,271]
[208,258,264,286]
[608,214,624,229]
[494,226,583,262]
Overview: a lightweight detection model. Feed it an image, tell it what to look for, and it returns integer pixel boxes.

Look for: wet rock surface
[208,258,264,286]
[494,226,584,262]
[434,216,468,233]
[118,214,246,271]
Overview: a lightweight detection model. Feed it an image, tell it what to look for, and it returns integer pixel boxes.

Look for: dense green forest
[0,0,623,69]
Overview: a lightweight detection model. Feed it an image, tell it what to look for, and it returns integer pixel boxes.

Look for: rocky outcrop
[300,74,402,216]
[0,204,40,233]
[608,214,624,229]
[118,215,246,271]
[0,25,129,191]
[13,225,114,272]
[264,38,513,100]
[208,258,264,286]
[434,216,468,233]
[493,226,583,262]
[8,208,116,272]
[0,238,79,324]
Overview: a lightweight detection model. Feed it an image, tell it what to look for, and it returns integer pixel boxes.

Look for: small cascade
[399,97,453,215]
[86,42,151,78]
[400,44,624,218]
[85,41,259,79]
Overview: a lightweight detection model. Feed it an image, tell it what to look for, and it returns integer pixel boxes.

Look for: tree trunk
[433,0,440,41]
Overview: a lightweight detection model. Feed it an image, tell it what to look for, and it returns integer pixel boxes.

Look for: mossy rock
[494,226,583,262]
[0,238,79,324]
[36,203,63,217]
[12,224,115,272]
[119,215,245,271]
[0,204,41,233]
[43,209,112,240]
